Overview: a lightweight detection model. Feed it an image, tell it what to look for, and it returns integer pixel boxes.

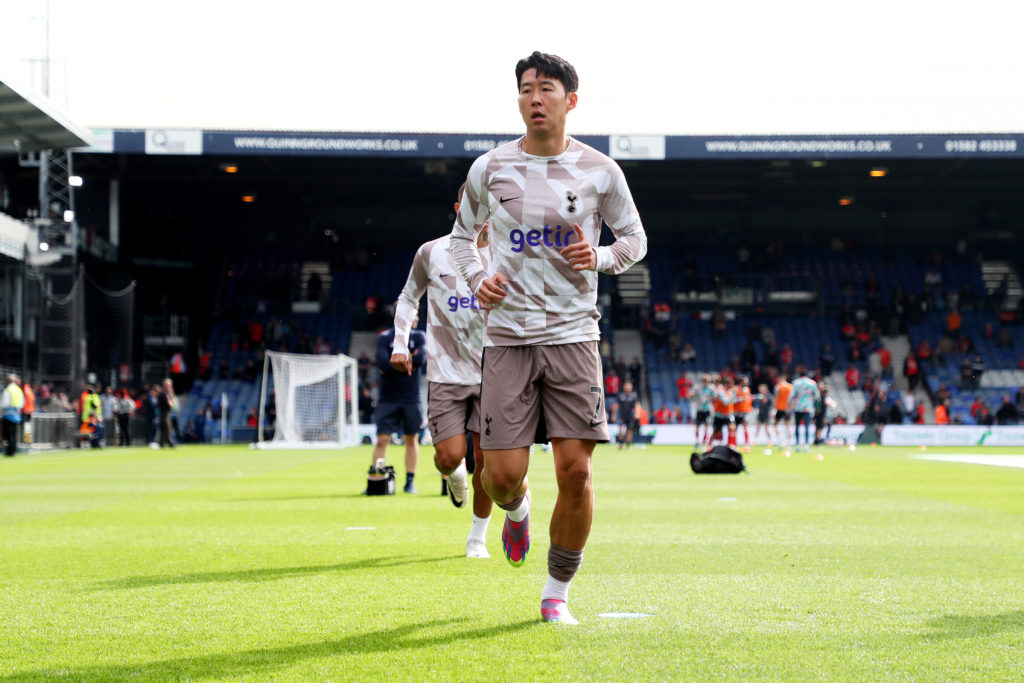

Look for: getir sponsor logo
[448,294,482,312]
[510,225,576,253]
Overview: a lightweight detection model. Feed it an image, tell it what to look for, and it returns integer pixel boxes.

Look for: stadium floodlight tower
[255,350,360,449]
[1,75,94,397]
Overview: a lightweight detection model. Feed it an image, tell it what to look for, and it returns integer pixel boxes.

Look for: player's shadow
[2,618,538,681]
[921,610,1024,640]
[92,555,455,591]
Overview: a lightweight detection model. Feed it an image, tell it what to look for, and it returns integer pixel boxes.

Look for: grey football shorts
[427,381,481,444]
[480,341,609,450]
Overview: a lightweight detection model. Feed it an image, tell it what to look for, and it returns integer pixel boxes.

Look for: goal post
[254,351,359,449]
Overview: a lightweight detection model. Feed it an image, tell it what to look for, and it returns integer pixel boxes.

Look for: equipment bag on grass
[690,445,747,474]
[366,463,396,495]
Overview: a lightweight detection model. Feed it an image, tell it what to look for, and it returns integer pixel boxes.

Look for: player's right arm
[391,243,430,370]
[450,157,501,307]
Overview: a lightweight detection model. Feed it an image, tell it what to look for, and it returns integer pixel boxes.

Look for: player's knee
[482,466,524,497]
[433,441,465,474]
[556,458,592,495]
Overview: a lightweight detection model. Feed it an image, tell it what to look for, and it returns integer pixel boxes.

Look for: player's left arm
[392,245,430,365]
[594,164,648,274]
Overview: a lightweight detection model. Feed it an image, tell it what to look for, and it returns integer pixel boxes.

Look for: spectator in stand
[945,308,962,337]
[779,343,793,368]
[247,408,259,428]
[970,354,985,387]
[958,358,975,389]
[819,344,835,377]
[934,336,954,364]
[1016,385,1024,407]
[761,322,775,346]
[969,396,986,421]
[867,348,883,379]
[671,405,684,424]
[197,344,212,380]
[613,357,627,383]
[763,341,780,369]
[934,398,951,425]
[878,346,892,379]
[628,357,642,388]
[740,342,757,372]
[679,343,696,365]
[902,391,916,419]
[935,382,953,405]
[977,404,995,426]
[916,339,932,362]
[604,369,621,397]
[903,353,919,390]
[996,394,1019,425]
[654,405,672,425]
[996,327,1013,348]
[956,335,973,356]
[712,307,727,339]
[848,339,864,364]
[845,365,861,391]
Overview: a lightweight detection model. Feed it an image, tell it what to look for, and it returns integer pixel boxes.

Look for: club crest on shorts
[485,414,492,436]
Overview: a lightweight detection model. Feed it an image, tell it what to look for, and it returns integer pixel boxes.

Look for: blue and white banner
[108,130,1024,159]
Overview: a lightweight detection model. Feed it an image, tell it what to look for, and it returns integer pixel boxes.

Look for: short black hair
[515,51,578,94]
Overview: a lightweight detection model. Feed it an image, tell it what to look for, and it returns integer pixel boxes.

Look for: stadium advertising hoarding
[107,130,1024,159]
[881,425,1024,446]
[356,423,1024,446]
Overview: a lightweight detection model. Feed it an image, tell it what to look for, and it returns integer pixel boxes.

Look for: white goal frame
[254,351,359,449]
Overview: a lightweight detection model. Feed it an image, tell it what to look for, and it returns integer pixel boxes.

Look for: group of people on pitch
[692,369,833,452]
[371,52,648,625]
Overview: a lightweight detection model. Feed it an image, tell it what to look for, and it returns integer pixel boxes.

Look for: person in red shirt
[845,366,861,390]
[904,354,919,390]
[916,339,932,361]
[779,344,793,367]
[605,370,621,396]
[878,346,892,378]
[654,405,671,424]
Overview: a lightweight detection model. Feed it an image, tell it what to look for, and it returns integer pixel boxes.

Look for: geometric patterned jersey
[393,235,488,386]
[450,136,648,347]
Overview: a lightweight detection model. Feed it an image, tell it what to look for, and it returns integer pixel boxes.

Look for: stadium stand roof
[0,76,94,152]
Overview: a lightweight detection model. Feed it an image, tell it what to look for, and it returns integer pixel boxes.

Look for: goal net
[255,351,359,449]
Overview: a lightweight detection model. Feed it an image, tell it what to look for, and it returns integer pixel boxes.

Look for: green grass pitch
[1,442,1022,681]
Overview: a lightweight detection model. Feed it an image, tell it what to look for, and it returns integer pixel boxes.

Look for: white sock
[542,575,572,603]
[468,514,490,543]
[505,493,530,523]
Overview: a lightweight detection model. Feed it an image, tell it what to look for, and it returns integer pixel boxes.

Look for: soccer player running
[449,51,648,625]
[789,367,821,452]
[390,197,495,558]
[694,374,715,447]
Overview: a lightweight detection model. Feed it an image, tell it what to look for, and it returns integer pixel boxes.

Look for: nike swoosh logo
[499,196,519,204]
[590,419,603,428]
